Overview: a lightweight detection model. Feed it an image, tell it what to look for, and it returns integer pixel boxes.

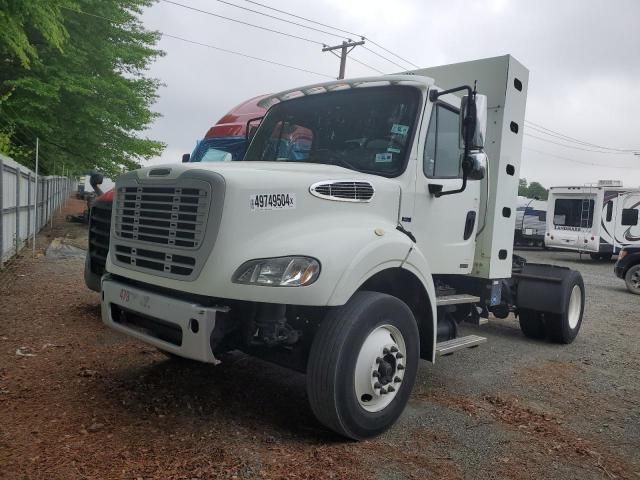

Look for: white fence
[0,153,74,266]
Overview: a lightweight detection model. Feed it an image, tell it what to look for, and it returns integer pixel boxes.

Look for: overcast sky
[140,0,640,188]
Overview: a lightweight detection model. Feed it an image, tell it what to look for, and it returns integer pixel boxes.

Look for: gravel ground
[1,199,638,479]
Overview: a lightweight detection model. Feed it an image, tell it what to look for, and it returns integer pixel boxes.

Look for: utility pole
[322,39,365,80]
[33,137,39,255]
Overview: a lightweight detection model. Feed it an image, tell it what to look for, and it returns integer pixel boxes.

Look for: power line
[525,132,635,155]
[362,45,406,71]
[207,0,348,41]
[349,55,384,74]
[365,39,419,69]
[160,0,325,46]
[62,6,334,79]
[161,0,382,76]
[524,147,638,169]
[243,0,361,37]
[525,119,639,153]
[240,0,419,69]
[161,33,334,78]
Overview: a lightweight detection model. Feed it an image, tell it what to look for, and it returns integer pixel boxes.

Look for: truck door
[411,96,481,274]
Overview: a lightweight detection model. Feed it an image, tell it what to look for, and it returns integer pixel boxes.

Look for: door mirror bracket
[429,83,487,197]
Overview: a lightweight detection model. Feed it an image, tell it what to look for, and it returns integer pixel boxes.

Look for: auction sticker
[250,193,296,210]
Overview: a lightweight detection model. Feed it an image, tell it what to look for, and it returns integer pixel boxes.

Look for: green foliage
[0,0,70,67]
[0,0,165,177]
[518,178,548,200]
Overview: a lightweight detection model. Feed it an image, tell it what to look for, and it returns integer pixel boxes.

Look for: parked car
[614,246,640,294]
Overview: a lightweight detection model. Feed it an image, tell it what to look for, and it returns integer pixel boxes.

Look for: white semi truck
[100,55,585,439]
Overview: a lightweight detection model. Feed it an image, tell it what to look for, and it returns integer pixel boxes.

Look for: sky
[140,0,640,188]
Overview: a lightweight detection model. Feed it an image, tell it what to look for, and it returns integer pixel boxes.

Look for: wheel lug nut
[374,382,381,389]
[395,352,404,359]
[394,376,402,383]
[372,371,380,378]
[383,348,389,355]
[387,386,396,393]
[390,346,398,353]
[397,364,405,370]
[380,388,388,395]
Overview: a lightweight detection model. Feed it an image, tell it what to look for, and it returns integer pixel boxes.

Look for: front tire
[306,291,419,440]
[625,264,640,295]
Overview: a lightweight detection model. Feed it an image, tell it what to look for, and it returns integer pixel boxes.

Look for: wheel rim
[354,324,406,413]
[629,268,640,290]
[567,285,582,329]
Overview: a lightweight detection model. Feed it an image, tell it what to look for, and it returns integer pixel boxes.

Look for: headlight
[232,256,320,287]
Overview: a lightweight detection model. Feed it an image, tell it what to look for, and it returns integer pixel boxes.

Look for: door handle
[464,211,477,240]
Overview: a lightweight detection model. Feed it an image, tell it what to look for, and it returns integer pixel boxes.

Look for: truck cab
[99,56,585,439]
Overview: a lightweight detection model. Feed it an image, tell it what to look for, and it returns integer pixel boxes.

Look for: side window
[423,104,462,178]
[605,201,613,222]
[621,208,639,226]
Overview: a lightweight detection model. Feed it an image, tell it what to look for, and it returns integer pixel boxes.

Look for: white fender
[401,245,438,363]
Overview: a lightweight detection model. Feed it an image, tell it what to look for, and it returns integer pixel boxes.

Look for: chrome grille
[310,181,375,202]
[114,245,196,277]
[114,186,209,249]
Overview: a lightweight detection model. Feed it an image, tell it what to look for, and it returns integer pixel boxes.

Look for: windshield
[190,136,248,163]
[244,86,421,177]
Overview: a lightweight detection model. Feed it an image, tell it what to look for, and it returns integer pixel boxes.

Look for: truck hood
[108,161,408,303]
[133,161,402,222]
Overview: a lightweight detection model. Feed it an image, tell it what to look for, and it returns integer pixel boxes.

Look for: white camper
[545,181,640,259]
[514,196,546,247]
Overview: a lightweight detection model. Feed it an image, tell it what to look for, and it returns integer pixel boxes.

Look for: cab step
[436,335,487,356]
[435,294,480,307]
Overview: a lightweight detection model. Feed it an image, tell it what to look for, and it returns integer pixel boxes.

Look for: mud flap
[514,263,574,314]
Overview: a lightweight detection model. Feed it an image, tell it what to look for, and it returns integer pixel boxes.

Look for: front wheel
[306,291,419,440]
[625,264,640,295]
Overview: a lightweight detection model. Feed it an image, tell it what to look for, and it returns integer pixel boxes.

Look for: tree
[0,0,69,67]
[527,182,548,201]
[518,178,529,196]
[0,0,165,178]
[518,178,548,200]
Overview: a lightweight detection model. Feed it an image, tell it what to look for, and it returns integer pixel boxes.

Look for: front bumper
[101,275,227,363]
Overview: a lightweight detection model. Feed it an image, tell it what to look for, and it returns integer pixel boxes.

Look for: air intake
[309,181,375,202]
[149,168,171,176]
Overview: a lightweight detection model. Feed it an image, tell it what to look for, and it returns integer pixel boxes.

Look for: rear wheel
[625,264,640,295]
[306,291,419,440]
[518,309,546,339]
[546,271,585,344]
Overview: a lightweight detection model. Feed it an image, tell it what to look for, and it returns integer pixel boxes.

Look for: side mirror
[459,94,487,150]
[182,153,191,163]
[461,152,487,181]
[245,116,264,143]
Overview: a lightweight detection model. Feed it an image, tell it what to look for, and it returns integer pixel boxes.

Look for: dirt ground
[1,198,638,480]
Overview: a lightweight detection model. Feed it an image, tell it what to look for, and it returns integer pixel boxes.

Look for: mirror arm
[429,83,476,198]
[245,116,264,142]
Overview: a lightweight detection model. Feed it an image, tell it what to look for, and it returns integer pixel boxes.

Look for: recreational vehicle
[545,181,640,259]
[514,196,546,247]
